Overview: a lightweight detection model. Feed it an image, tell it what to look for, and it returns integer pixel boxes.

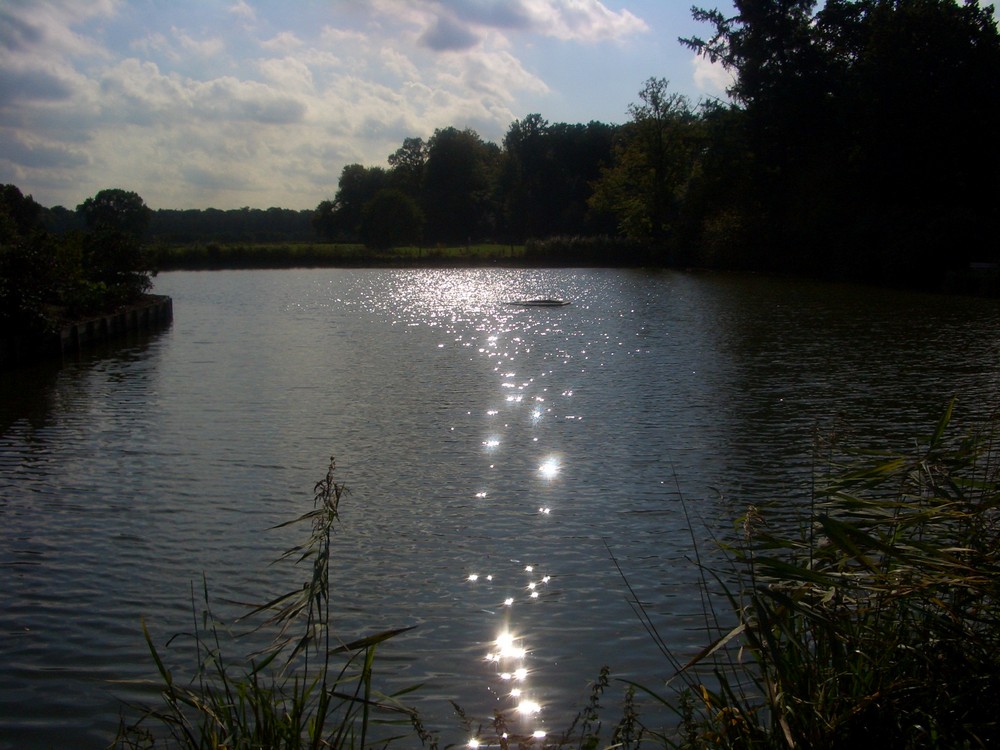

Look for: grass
[149,242,526,270]
[114,458,430,749]
[116,404,1000,748]
[635,400,1000,748]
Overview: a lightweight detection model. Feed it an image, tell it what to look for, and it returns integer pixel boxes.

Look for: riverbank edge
[0,294,173,370]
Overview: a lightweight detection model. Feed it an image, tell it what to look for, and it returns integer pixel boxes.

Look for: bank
[0,293,173,370]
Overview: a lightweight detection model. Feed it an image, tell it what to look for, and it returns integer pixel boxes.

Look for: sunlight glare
[538,457,560,479]
[518,699,541,715]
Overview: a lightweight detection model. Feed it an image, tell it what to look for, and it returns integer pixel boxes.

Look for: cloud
[0,1,118,59]
[692,53,734,95]
[0,130,88,169]
[229,1,256,23]
[437,0,533,31]
[419,15,481,51]
[0,68,74,107]
[0,0,651,210]
[517,0,649,42]
[382,0,647,54]
[0,8,45,52]
[262,31,305,52]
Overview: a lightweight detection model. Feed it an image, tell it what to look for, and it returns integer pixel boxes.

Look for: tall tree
[314,164,388,241]
[1,185,54,334]
[359,189,424,250]
[589,79,701,250]
[683,0,1000,284]
[77,188,152,239]
[387,137,428,199]
[76,188,153,303]
[500,114,551,242]
[422,127,498,245]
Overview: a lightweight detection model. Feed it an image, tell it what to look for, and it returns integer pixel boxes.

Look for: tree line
[1,186,155,337]
[316,0,1000,289]
[45,204,316,245]
[4,0,998,314]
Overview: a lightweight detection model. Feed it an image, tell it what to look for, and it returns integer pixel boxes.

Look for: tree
[682,0,1000,284]
[589,79,701,250]
[387,137,428,199]
[500,114,550,242]
[314,164,388,241]
[359,189,424,250]
[422,127,499,245]
[78,188,152,238]
[0,185,55,334]
[76,189,154,304]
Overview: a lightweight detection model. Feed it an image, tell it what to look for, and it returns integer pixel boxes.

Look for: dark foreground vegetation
[115,403,1000,748]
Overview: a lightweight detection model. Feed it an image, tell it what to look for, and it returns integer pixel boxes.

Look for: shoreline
[0,294,173,370]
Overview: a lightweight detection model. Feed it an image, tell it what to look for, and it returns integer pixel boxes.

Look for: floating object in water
[507,299,570,307]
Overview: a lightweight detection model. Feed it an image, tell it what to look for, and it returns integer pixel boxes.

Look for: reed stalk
[115,458,425,750]
[637,401,1000,749]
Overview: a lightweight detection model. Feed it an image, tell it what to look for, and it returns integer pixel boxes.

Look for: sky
[0,0,738,211]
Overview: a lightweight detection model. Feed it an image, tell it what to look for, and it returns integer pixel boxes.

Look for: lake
[2,268,999,748]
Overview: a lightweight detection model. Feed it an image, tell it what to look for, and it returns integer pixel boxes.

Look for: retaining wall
[1,295,173,369]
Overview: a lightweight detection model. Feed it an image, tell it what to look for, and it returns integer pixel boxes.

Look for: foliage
[149,242,525,270]
[2,184,155,334]
[421,127,500,245]
[387,137,428,199]
[641,403,1000,748]
[314,165,391,243]
[0,185,56,334]
[147,206,315,245]
[359,189,424,250]
[78,188,153,238]
[524,236,652,265]
[500,116,619,243]
[74,189,154,308]
[115,458,428,750]
[682,0,1000,284]
[589,78,702,252]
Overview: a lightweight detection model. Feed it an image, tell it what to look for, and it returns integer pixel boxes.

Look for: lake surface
[2,268,999,748]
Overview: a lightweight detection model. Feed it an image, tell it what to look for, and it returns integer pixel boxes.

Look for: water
[2,268,999,748]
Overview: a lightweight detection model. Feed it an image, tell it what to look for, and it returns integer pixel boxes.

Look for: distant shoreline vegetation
[146,237,660,271]
[5,0,1000,334]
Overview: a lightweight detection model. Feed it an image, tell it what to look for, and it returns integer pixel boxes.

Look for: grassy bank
[116,404,1000,748]
[150,242,527,270]
[148,236,668,271]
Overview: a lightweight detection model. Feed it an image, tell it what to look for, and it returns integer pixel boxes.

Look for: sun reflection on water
[397,278,580,745]
[538,457,560,479]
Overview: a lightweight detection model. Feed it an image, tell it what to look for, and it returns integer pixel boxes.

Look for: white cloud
[380,46,421,82]
[691,53,733,96]
[258,57,314,94]
[229,1,256,23]
[520,0,649,42]
[0,0,118,59]
[172,27,226,58]
[262,31,305,52]
[0,0,656,210]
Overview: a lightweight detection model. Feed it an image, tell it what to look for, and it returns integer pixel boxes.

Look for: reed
[114,458,428,750]
[118,406,1000,749]
[631,401,1000,748]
